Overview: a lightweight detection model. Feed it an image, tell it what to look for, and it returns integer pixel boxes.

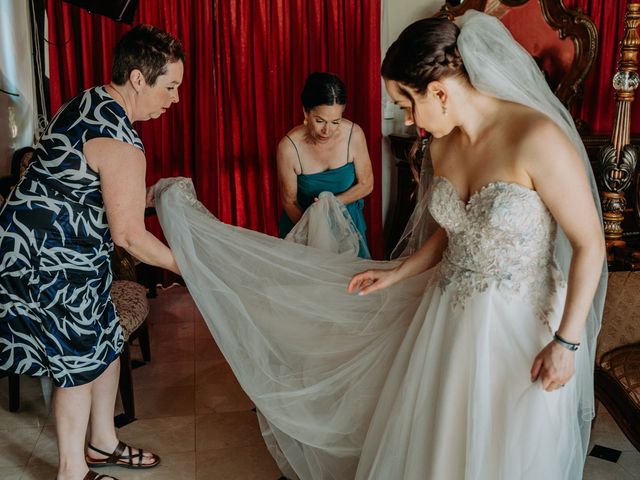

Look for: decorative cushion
[111,280,149,340]
[600,344,640,409]
[597,271,640,363]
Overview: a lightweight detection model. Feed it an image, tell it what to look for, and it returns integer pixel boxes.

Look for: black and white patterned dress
[0,86,144,387]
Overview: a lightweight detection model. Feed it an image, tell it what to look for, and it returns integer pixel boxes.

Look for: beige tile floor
[0,285,638,480]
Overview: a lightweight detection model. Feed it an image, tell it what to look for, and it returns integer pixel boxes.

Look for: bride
[153,11,606,480]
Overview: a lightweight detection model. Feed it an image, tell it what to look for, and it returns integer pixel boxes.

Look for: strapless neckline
[433,175,539,208]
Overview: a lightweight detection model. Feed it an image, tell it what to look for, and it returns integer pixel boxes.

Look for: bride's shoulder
[505,104,566,143]
[507,106,580,172]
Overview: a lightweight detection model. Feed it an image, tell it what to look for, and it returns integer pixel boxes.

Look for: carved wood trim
[437,0,597,109]
[595,365,640,452]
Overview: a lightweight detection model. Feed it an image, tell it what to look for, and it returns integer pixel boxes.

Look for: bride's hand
[347,268,399,295]
[530,341,576,391]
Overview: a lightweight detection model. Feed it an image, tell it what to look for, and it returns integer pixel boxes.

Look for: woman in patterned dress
[0,25,183,480]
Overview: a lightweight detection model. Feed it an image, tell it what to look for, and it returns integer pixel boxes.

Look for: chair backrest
[597,271,640,364]
[438,0,598,110]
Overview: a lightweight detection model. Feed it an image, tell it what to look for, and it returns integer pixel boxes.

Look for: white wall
[380,0,443,246]
[0,0,37,176]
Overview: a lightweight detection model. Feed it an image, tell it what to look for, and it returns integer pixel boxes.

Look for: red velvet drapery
[46,0,383,257]
[566,0,640,135]
[212,1,382,253]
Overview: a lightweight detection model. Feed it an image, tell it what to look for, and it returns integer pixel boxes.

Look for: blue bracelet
[554,331,580,351]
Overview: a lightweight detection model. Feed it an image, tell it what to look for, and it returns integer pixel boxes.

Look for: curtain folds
[45,0,383,256]
[211,0,382,253]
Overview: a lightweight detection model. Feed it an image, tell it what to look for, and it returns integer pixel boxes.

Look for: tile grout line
[22,423,46,476]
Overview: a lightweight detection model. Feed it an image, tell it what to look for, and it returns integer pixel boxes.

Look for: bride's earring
[303,118,308,126]
[441,103,447,115]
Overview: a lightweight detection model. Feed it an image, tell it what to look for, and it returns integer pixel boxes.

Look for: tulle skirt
[355,277,582,480]
[155,178,586,480]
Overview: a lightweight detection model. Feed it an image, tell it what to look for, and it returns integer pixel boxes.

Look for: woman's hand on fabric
[347,268,399,295]
[145,184,156,208]
[530,340,576,391]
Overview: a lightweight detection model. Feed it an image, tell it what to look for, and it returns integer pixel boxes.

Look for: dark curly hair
[381,18,467,94]
[112,24,185,86]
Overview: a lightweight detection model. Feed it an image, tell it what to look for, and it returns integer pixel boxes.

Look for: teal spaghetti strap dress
[278,124,369,258]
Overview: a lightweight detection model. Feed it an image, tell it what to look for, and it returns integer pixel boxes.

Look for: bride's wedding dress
[154,11,605,480]
[155,172,581,479]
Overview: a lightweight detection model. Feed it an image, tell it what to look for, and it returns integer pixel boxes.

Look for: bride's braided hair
[381,18,467,93]
[382,18,467,178]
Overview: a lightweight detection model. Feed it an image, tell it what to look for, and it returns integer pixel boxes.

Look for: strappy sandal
[86,441,161,469]
[83,471,119,480]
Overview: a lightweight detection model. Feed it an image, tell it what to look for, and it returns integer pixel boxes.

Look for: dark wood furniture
[595,271,640,452]
[386,135,420,257]
[386,134,640,260]
[110,246,152,427]
[591,3,640,453]
[438,0,597,110]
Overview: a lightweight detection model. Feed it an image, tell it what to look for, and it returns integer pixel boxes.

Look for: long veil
[394,10,607,459]
[154,176,428,479]
[285,191,370,258]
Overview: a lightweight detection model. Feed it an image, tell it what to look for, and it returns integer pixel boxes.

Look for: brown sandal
[83,471,119,480]
[86,441,161,469]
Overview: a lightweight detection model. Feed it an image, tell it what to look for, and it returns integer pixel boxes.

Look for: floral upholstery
[597,271,640,363]
[600,345,640,407]
[111,280,149,341]
[596,271,640,425]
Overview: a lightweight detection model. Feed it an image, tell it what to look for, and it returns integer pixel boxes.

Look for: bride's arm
[523,120,605,391]
[347,227,447,295]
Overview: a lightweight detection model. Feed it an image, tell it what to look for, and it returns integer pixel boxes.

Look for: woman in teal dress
[277,72,373,258]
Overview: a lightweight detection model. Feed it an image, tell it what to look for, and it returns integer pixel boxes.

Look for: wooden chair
[595,272,640,451]
[110,245,152,426]
[438,0,597,112]
[591,3,640,452]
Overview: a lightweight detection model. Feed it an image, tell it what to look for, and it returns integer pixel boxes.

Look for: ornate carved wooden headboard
[438,0,598,111]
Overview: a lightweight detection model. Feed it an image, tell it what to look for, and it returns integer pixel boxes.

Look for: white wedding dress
[156,173,583,479]
[154,11,605,480]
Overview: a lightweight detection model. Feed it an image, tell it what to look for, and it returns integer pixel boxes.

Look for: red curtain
[47,1,212,182]
[210,0,382,254]
[46,0,383,257]
[566,0,640,135]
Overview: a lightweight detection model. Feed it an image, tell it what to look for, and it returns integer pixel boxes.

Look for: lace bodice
[429,176,564,326]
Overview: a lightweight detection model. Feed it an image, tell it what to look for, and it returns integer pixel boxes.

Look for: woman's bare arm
[277,137,304,224]
[524,120,605,390]
[334,124,374,205]
[84,138,180,275]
